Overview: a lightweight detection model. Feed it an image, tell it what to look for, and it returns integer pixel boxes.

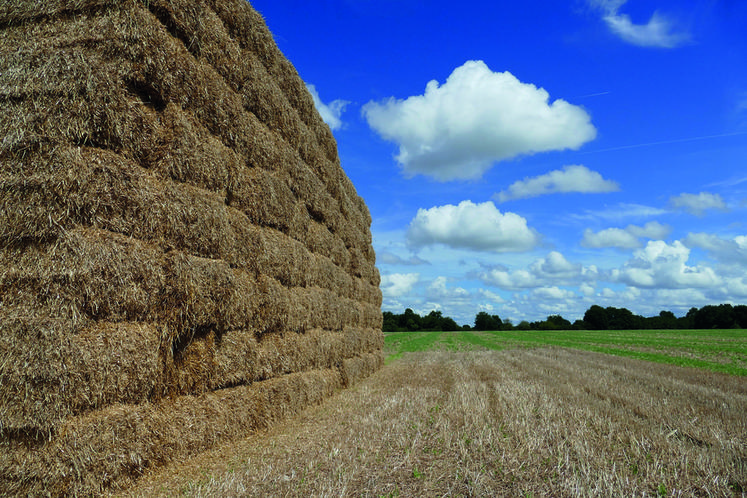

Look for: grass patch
[384,329,747,375]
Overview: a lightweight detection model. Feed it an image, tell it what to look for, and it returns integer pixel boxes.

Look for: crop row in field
[384,329,747,376]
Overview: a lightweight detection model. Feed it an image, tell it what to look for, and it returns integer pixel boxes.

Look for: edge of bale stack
[0,0,383,495]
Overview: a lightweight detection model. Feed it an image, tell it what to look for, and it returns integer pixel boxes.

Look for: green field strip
[458,332,505,350]
[570,345,747,377]
[383,329,747,375]
[384,331,444,362]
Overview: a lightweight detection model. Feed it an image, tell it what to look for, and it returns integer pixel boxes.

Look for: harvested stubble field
[126,336,747,497]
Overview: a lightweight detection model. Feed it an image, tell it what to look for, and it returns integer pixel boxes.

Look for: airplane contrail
[582,131,747,154]
[576,91,612,99]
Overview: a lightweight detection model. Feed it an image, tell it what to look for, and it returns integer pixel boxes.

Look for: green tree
[382,311,398,332]
[516,320,531,331]
[734,305,747,328]
[441,317,459,331]
[657,310,677,329]
[606,307,637,330]
[474,311,501,331]
[546,315,572,329]
[399,308,421,331]
[694,304,736,329]
[584,305,609,330]
[421,310,444,331]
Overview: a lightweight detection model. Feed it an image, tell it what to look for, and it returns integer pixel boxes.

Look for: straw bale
[0,226,167,324]
[288,201,312,244]
[203,0,321,134]
[355,275,384,307]
[305,219,351,270]
[0,316,160,433]
[0,0,368,224]
[0,237,382,432]
[214,327,383,390]
[282,163,374,259]
[206,0,342,169]
[122,3,346,216]
[183,0,368,227]
[254,225,313,288]
[129,8,370,252]
[0,2,372,249]
[0,0,116,24]
[150,103,239,193]
[0,225,268,335]
[0,368,343,497]
[146,0,304,150]
[228,166,298,234]
[0,145,266,266]
[252,281,381,334]
[340,351,385,387]
[306,252,356,299]
[1,0,383,493]
[0,14,168,159]
[163,251,262,335]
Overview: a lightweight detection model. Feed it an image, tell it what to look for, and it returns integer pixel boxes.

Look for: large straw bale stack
[0,0,383,494]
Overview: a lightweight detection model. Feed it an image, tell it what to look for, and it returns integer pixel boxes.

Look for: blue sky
[251,0,747,325]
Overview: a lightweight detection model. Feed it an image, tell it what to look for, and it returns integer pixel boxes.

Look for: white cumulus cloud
[362,60,597,181]
[684,233,747,265]
[406,200,539,253]
[669,192,728,216]
[611,240,720,289]
[478,289,506,304]
[582,221,671,249]
[530,251,584,280]
[478,268,538,290]
[582,227,639,249]
[495,165,619,202]
[380,273,419,298]
[589,0,690,48]
[530,286,578,301]
[477,251,596,291]
[306,83,349,131]
[427,276,470,299]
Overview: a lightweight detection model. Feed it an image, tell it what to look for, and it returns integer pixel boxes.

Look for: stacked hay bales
[0,0,383,495]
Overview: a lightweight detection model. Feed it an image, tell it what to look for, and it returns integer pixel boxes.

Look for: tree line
[383,303,747,332]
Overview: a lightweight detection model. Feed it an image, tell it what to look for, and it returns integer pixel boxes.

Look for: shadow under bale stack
[0,0,383,495]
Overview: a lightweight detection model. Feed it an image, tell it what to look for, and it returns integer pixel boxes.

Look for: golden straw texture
[0,0,382,494]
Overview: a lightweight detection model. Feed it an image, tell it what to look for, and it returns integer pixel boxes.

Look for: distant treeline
[383,304,747,332]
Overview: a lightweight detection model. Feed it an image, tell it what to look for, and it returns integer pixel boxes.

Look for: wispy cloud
[588,0,690,48]
[572,203,668,222]
[306,83,349,131]
[705,176,747,189]
[738,93,747,112]
[582,131,747,155]
[669,192,728,216]
[378,251,431,266]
